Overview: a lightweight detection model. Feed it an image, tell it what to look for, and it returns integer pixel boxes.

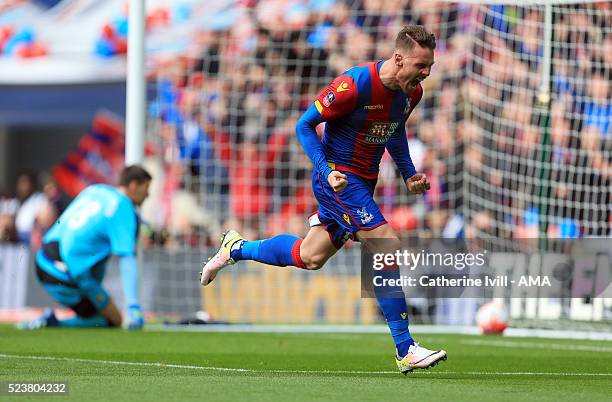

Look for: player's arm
[108,203,144,329]
[119,255,144,329]
[385,126,430,194]
[296,105,331,179]
[296,76,358,192]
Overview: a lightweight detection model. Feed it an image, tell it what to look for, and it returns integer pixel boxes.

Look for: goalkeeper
[19,165,151,330]
[201,25,446,373]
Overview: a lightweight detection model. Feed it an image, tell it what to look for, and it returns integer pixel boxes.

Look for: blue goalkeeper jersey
[43,184,138,277]
[311,60,422,180]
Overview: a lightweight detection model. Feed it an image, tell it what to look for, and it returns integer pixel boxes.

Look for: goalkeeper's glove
[127,304,144,330]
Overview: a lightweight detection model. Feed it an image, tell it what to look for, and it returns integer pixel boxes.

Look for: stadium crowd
[142,0,471,248]
[1,0,610,250]
[142,0,610,248]
[0,172,68,248]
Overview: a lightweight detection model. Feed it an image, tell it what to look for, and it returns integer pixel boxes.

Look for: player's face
[128,180,150,206]
[395,45,434,94]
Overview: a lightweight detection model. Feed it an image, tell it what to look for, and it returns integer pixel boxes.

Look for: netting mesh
[465,3,611,246]
[138,1,611,323]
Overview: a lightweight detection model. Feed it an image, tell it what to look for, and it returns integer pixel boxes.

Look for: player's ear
[394,52,403,67]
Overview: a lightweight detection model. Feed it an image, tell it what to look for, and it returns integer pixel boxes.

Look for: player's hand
[327,171,348,193]
[406,173,430,194]
[127,304,144,330]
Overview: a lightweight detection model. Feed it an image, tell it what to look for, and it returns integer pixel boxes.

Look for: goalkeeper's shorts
[35,248,109,318]
[310,170,387,249]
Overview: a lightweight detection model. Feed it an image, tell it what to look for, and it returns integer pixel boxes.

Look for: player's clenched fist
[406,173,430,194]
[327,171,348,193]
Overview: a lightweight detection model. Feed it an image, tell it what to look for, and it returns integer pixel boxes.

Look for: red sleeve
[314,75,358,121]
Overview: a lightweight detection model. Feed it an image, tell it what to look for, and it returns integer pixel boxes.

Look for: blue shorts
[35,249,109,317]
[310,171,387,249]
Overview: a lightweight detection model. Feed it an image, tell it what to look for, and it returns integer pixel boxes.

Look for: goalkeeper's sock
[378,296,415,358]
[58,314,109,328]
[231,234,305,268]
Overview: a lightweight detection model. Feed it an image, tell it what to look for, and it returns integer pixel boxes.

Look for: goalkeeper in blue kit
[201,25,447,373]
[19,165,151,330]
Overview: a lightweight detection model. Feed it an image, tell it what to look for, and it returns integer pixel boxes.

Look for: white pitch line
[0,354,397,374]
[1,353,611,377]
[149,324,612,341]
[0,353,251,372]
[461,339,612,353]
[460,371,612,377]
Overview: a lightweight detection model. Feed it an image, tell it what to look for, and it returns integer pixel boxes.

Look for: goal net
[135,0,611,326]
[465,1,610,242]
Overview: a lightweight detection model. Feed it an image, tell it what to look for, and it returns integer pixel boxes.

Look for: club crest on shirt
[356,207,374,225]
[403,97,413,115]
[322,91,335,107]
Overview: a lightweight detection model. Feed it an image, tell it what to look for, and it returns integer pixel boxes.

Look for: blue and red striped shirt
[297,60,421,181]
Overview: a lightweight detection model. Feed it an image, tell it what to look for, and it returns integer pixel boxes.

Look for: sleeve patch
[314,75,358,121]
[322,91,335,107]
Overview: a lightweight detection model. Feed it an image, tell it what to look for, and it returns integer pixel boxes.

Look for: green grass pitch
[0,325,610,401]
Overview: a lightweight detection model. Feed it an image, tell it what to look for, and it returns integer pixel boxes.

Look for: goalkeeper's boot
[16,308,59,330]
[200,230,244,286]
[396,342,447,374]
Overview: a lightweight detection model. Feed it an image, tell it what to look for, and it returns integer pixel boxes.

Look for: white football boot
[396,342,447,374]
[200,230,244,286]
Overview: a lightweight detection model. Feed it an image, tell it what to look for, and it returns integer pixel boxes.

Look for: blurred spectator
[29,200,57,252]
[14,172,46,245]
[41,175,69,215]
[0,193,18,243]
[165,186,220,249]
[29,176,69,251]
[581,70,612,138]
